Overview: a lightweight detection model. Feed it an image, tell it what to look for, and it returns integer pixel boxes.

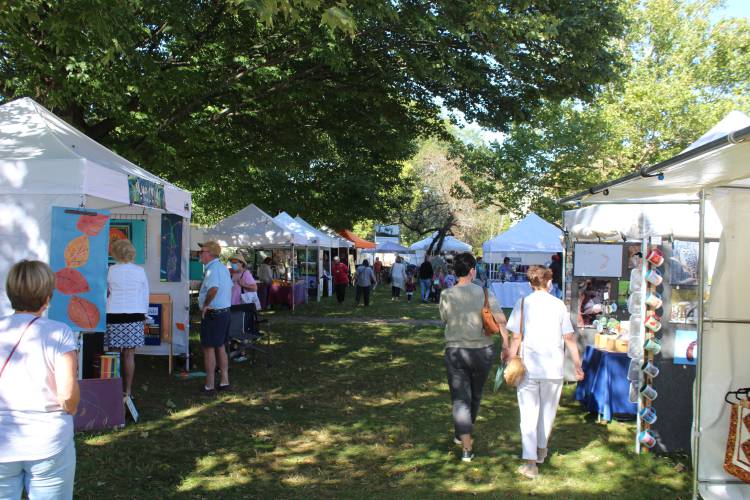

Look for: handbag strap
[0,316,40,380]
[483,287,490,309]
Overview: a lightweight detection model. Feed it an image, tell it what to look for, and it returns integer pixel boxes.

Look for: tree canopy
[453,0,750,223]
[1,0,624,226]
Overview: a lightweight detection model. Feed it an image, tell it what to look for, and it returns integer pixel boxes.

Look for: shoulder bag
[482,288,501,336]
[0,316,40,379]
[504,297,527,387]
[239,271,261,309]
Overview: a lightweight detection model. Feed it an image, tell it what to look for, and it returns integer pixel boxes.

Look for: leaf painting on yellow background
[64,235,89,267]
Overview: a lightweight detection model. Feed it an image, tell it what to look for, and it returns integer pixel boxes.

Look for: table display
[490,281,532,308]
[259,280,307,309]
[575,346,637,422]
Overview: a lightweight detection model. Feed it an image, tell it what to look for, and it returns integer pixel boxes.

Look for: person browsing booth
[198,240,233,393]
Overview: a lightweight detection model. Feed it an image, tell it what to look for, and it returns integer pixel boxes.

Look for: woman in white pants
[506,266,584,479]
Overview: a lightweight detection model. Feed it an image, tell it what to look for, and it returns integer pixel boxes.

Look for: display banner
[160,213,183,282]
[49,207,110,332]
[127,175,165,209]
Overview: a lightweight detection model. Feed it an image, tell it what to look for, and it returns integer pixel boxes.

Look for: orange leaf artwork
[76,213,109,236]
[109,228,128,253]
[64,235,89,268]
[68,296,100,330]
[55,268,90,295]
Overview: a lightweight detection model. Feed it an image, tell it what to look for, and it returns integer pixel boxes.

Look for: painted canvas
[160,214,183,282]
[670,241,699,286]
[49,207,110,332]
[109,219,146,264]
[674,329,698,365]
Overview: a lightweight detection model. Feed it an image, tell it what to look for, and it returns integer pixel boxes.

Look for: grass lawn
[74,287,691,498]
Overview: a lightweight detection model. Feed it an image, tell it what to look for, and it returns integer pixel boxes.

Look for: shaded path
[271,315,442,326]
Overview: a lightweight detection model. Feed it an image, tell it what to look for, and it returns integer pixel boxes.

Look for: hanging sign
[128,175,165,210]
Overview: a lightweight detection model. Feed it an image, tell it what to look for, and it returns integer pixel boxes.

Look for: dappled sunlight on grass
[74,301,691,499]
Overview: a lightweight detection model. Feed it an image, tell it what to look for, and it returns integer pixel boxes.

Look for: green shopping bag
[493,362,505,392]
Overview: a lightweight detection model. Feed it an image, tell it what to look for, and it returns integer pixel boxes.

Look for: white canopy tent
[274,212,321,300]
[482,213,563,274]
[0,97,191,363]
[293,215,338,297]
[203,203,309,248]
[410,233,471,252]
[560,110,750,500]
[363,241,414,253]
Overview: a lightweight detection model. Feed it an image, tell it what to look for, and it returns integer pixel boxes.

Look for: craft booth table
[575,346,637,422]
[560,110,750,499]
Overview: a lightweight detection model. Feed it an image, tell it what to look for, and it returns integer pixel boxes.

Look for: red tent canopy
[338,229,375,249]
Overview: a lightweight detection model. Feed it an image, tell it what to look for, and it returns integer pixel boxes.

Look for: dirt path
[271,315,442,326]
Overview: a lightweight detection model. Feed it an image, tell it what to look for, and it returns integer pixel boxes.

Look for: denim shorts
[200,310,230,347]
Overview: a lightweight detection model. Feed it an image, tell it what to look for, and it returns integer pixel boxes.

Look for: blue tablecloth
[575,345,637,421]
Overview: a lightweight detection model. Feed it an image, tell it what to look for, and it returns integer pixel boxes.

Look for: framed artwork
[670,240,699,286]
[109,219,146,265]
[674,329,698,365]
[573,243,623,277]
[160,213,183,282]
[48,207,110,332]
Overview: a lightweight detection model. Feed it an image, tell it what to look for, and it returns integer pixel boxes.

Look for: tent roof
[273,212,318,245]
[482,213,562,254]
[0,97,190,216]
[363,241,414,253]
[339,229,376,249]
[410,233,472,252]
[204,204,309,247]
[559,111,750,205]
[320,226,353,248]
[293,216,336,247]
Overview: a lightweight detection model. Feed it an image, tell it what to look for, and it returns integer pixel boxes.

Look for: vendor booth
[559,110,750,499]
[274,212,322,301]
[362,241,415,265]
[482,213,563,307]
[409,233,472,265]
[0,98,191,378]
[203,204,308,309]
[293,215,339,298]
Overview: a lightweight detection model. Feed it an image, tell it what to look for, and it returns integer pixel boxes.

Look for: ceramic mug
[642,361,660,378]
[640,383,658,401]
[645,292,663,309]
[645,268,663,286]
[639,407,658,426]
[646,248,664,267]
[644,315,662,332]
[644,337,662,354]
[639,430,657,448]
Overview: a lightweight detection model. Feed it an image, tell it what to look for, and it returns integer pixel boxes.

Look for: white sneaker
[517,463,539,479]
[536,448,548,464]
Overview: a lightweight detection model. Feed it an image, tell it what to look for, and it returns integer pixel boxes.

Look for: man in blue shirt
[198,240,233,393]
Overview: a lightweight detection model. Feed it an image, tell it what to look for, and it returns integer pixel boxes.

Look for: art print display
[49,207,110,331]
[674,329,698,365]
[160,213,183,282]
[109,219,146,265]
[573,243,623,277]
[669,241,699,286]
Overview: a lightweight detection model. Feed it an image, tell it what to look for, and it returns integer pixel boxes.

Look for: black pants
[334,283,347,303]
[444,345,495,437]
[391,286,401,298]
[355,285,372,306]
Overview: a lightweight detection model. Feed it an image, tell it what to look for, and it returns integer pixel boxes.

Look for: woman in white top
[506,266,584,479]
[390,256,407,301]
[0,260,79,499]
[106,239,149,398]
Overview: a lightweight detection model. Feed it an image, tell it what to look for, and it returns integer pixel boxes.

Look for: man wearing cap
[198,241,232,393]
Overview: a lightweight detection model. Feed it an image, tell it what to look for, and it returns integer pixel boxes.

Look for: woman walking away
[0,260,80,499]
[107,239,149,399]
[390,256,407,301]
[439,252,509,462]
[354,260,377,307]
[506,266,584,479]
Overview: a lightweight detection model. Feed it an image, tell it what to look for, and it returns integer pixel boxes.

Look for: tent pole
[692,189,706,500]
[291,244,295,312]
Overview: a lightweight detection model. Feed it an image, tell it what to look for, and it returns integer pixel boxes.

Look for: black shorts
[200,310,230,348]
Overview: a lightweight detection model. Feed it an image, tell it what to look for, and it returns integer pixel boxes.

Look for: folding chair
[228,303,272,367]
